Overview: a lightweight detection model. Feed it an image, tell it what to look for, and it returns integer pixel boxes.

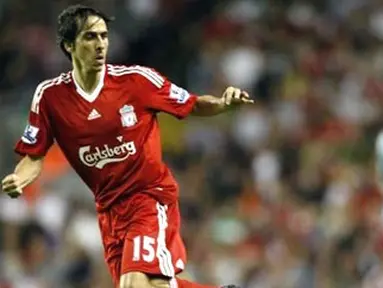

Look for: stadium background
[1,0,383,287]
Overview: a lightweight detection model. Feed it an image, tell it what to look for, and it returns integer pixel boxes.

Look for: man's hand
[1,155,43,199]
[1,174,23,199]
[192,87,254,116]
[221,86,254,107]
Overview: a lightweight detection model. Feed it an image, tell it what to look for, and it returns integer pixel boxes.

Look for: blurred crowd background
[2,0,383,287]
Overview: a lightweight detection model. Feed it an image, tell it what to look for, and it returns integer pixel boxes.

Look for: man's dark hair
[56,4,113,60]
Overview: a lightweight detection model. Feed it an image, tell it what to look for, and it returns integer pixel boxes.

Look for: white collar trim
[72,65,106,103]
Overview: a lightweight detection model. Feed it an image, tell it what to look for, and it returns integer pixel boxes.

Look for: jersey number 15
[133,235,156,262]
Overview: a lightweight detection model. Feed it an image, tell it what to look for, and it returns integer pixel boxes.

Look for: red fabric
[14,64,197,212]
[98,193,186,287]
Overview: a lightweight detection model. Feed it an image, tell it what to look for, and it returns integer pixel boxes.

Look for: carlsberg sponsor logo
[79,140,136,169]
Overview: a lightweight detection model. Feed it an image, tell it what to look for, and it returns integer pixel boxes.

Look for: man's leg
[116,195,239,287]
[119,272,238,288]
[98,210,125,287]
[119,272,162,288]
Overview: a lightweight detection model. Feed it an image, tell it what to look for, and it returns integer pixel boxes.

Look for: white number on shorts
[133,236,156,262]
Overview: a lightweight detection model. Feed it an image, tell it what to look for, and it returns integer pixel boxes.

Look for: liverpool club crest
[119,105,137,127]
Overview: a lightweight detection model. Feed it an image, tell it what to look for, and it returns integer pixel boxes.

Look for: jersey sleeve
[14,86,54,157]
[134,66,198,119]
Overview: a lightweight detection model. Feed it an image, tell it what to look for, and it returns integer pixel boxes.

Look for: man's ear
[64,42,74,54]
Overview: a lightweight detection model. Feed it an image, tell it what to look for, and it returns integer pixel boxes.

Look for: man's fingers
[1,177,12,190]
[240,91,250,99]
[2,180,16,188]
[2,183,19,192]
[224,87,235,105]
[2,174,19,184]
[235,91,254,104]
[1,176,12,186]
[240,91,254,104]
[2,185,23,198]
[242,98,254,104]
[233,88,241,101]
[1,174,22,197]
[8,191,22,199]
[223,87,254,106]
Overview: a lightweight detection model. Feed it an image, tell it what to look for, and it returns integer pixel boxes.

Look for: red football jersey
[15,64,198,212]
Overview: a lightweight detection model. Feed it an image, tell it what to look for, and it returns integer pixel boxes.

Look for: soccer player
[1,5,253,288]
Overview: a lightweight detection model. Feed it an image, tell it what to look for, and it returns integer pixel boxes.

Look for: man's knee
[120,272,151,288]
[119,272,170,288]
[150,277,171,288]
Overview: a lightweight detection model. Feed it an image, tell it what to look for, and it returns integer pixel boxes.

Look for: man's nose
[96,36,105,49]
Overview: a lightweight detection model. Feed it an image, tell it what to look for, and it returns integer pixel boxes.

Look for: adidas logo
[87,109,101,120]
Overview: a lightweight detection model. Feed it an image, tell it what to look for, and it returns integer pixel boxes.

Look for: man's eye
[85,33,94,39]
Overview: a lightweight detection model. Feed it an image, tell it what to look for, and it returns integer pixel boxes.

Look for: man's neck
[73,64,103,94]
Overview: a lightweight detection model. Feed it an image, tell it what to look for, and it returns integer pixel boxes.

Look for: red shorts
[97,192,187,286]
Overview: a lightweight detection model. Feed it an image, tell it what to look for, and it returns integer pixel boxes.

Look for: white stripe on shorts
[156,202,175,278]
[170,277,178,288]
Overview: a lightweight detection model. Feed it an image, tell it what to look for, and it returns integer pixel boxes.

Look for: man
[1,5,253,288]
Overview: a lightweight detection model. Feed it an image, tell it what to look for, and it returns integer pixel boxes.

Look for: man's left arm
[191,87,254,116]
[134,66,253,118]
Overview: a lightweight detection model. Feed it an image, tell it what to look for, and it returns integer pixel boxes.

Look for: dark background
[1,0,383,287]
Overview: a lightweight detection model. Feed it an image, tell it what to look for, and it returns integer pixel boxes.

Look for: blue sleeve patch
[169,83,190,104]
[21,124,39,144]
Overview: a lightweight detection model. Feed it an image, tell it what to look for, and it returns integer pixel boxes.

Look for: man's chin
[92,62,105,71]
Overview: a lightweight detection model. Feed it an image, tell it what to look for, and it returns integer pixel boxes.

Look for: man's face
[71,15,109,71]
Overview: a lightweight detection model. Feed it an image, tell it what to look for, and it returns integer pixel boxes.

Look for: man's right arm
[1,155,44,198]
[2,80,54,198]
